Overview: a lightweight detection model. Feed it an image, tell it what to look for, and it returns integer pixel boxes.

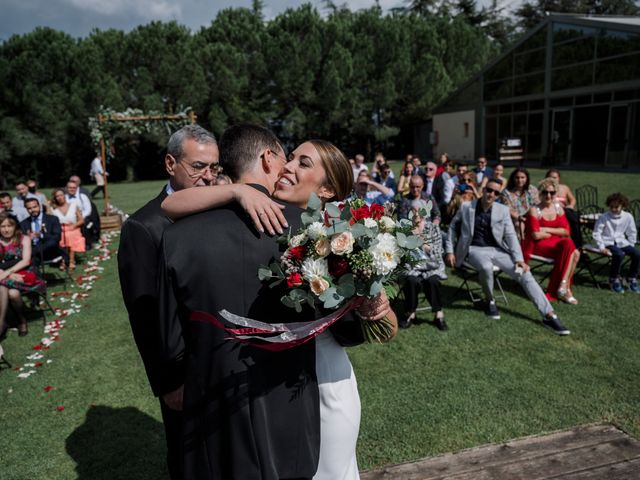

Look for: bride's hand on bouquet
[233,185,288,236]
[356,290,391,321]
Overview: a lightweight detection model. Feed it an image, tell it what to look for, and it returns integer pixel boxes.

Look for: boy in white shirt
[592,192,639,293]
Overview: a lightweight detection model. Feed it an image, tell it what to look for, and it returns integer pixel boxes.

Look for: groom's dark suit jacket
[158,184,362,480]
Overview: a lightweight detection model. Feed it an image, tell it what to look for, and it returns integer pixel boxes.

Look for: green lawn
[1,169,639,479]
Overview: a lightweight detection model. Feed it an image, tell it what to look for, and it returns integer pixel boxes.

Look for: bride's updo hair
[307,139,353,202]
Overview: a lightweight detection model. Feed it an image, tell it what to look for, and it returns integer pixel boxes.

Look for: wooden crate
[100,214,122,232]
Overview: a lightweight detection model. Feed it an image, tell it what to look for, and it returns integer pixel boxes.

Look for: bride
[163,138,398,480]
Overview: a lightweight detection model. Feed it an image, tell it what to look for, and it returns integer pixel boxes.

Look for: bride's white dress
[314,331,361,480]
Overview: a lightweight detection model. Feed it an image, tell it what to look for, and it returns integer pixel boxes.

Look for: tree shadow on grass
[66,405,167,480]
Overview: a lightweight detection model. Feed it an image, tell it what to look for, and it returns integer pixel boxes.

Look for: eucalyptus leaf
[327,220,348,234]
[340,204,352,220]
[369,280,383,297]
[325,202,341,218]
[307,192,322,211]
[396,231,408,248]
[258,267,272,281]
[404,235,424,250]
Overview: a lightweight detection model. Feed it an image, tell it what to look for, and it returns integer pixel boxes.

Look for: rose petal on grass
[44,385,54,392]
[56,406,65,412]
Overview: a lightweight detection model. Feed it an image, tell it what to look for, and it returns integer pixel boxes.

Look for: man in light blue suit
[446,178,570,335]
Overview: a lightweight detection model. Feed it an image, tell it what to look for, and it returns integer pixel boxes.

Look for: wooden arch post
[94,110,197,217]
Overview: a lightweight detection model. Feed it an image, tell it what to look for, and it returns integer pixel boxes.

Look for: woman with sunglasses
[522,178,581,304]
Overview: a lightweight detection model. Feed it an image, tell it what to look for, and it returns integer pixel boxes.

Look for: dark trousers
[403,275,443,313]
[91,185,105,198]
[32,243,69,266]
[564,208,583,249]
[159,399,183,480]
[608,244,640,280]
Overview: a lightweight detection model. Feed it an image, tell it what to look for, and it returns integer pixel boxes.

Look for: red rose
[286,272,303,288]
[351,206,371,222]
[328,255,351,278]
[288,246,307,262]
[369,203,385,220]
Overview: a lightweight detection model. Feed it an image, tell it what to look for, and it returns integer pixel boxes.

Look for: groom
[159,124,322,479]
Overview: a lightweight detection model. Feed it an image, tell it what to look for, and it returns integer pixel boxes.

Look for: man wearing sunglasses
[446,178,570,335]
[118,124,219,480]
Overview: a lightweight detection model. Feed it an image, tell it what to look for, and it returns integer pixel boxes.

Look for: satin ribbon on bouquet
[189,297,363,351]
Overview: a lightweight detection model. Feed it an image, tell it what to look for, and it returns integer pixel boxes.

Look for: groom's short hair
[219,124,282,182]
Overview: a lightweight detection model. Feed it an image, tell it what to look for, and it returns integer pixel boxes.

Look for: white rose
[363,218,377,229]
[290,233,306,247]
[309,275,330,296]
[314,237,331,257]
[330,231,355,256]
[307,222,327,240]
[301,257,329,280]
[368,233,401,275]
[379,216,396,232]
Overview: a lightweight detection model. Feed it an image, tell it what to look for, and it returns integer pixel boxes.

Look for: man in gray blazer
[446,178,570,335]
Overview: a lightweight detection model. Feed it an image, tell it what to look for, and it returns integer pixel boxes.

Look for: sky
[0,0,414,41]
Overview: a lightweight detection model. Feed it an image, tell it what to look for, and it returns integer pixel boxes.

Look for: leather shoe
[434,317,449,331]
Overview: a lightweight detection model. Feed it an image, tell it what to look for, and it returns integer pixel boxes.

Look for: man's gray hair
[167,124,217,161]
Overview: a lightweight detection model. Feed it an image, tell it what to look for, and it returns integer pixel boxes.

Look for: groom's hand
[162,384,184,411]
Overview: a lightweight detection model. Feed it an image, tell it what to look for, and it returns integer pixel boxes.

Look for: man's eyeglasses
[484,187,500,196]
[176,158,222,178]
[542,190,556,196]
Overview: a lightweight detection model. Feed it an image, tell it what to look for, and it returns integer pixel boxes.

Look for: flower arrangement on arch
[258,193,427,342]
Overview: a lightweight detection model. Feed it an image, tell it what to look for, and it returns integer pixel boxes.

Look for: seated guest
[69,175,91,198]
[351,170,394,206]
[479,163,506,192]
[20,197,68,267]
[396,161,415,196]
[545,168,582,249]
[26,179,49,213]
[51,188,85,270]
[501,167,539,242]
[473,155,492,186]
[435,153,449,177]
[0,213,46,339]
[0,192,16,216]
[396,175,441,225]
[592,192,639,294]
[371,162,397,192]
[65,180,92,220]
[66,179,99,248]
[523,178,580,304]
[451,162,469,186]
[445,178,570,335]
[400,199,448,331]
[371,152,394,180]
[351,153,368,179]
[12,182,36,222]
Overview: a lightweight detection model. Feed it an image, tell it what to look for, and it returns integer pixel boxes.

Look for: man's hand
[445,253,456,268]
[162,384,184,411]
[601,248,611,256]
[515,261,530,273]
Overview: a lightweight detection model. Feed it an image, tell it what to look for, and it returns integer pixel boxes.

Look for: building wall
[433,110,475,161]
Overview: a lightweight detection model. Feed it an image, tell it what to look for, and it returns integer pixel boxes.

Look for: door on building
[606,104,630,167]
[550,109,572,165]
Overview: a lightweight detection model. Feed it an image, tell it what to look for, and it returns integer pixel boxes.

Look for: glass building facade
[434,15,640,168]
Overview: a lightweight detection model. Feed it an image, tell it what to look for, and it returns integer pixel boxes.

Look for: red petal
[56,406,65,412]
[44,386,54,392]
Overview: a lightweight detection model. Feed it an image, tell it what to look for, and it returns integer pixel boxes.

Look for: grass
[1,169,639,479]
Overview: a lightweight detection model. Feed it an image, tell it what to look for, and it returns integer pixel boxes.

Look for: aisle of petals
[12,231,119,386]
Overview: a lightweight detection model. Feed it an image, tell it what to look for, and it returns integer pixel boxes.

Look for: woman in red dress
[523,178,581,304]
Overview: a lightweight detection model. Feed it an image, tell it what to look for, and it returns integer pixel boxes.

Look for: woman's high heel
[558,281,578,304]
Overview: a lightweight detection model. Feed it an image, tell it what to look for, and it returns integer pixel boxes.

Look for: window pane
[484,80,512,101]
[515,48,546,74]
[553,23,597,44]
[595,53,640,85]
[553,37,595,67]
[552,63,593,91]
[527,113,543,162]
[514,72,545,97]
[485,55,513,82]
[597,29,640,59]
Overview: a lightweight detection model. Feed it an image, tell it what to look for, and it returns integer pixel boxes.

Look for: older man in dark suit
[20,197,67,266]
[117,124,219,480]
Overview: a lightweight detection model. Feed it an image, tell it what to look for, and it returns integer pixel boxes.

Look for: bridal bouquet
[258,193,426,342]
